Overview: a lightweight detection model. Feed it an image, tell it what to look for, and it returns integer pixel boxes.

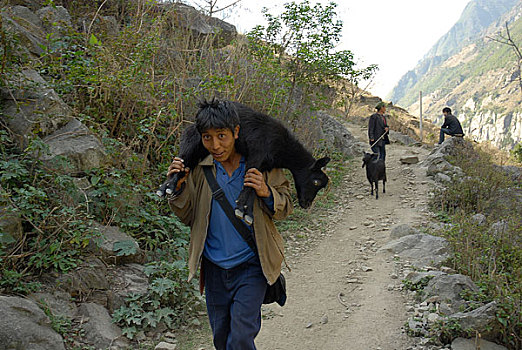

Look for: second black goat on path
[157,100,330,224]
[362,152,386,199]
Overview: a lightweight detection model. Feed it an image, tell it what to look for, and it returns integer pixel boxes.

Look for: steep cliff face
[388,0,522,150]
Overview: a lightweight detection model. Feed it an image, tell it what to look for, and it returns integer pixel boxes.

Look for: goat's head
[294,156,330,209]
[362,152,378,168]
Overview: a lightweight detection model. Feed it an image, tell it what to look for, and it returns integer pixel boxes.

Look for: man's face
[201,126,239,163]
[379,106,386,114]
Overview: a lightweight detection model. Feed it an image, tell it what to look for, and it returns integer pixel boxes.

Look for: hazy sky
[219,0,471,98]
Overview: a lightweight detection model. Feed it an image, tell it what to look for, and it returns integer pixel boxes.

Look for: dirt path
[255,122,433,350]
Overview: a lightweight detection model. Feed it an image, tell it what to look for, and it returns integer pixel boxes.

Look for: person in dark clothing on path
[438,107,464,144]
[166,99,293,350]
[368,101,390,161]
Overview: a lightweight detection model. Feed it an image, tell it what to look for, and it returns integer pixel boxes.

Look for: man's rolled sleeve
[168,176,195,226]
[265,169,293,220]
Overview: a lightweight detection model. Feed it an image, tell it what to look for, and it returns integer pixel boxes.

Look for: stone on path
[378,234,451,268]
[155,342,178,350]
[400,155,419,164]
[451,337,507,350]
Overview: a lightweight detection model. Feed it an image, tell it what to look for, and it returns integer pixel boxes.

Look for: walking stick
[369,130,389,150]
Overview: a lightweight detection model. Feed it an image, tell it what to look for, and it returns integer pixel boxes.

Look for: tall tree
[248,1,378,110]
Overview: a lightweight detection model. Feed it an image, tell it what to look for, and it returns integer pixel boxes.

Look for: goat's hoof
[235,208,244,220]
[244,214,253,226]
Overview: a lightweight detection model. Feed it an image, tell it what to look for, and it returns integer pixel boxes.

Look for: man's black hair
[195,98,239,134]
[442,107,452,114]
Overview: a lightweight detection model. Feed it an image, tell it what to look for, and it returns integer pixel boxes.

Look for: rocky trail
[256,122,434,350]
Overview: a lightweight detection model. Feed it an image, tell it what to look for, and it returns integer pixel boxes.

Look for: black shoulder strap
[202,166,258,254]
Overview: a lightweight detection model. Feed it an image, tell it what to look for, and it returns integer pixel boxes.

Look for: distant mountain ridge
[387,0,522,150]
[388,0,518,105]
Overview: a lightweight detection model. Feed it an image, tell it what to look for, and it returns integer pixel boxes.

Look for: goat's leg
[375,181,379,199]
[382,179,386,194]
[235,186,256,225]
[157,172,184,197]
[235,158,265,225]
[156,124,207,197]
[370,181,374,196]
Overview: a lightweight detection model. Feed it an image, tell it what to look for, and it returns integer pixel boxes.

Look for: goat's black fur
[362,152,386,199]
[157,101,330,224]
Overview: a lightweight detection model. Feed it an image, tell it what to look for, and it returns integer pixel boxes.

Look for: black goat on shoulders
[157,101,330,225]
[362,152,386,199]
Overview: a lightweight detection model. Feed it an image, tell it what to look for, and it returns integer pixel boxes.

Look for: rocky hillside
[388,0,521,150]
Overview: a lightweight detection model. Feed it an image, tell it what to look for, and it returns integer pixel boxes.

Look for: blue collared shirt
[203,158,274,269]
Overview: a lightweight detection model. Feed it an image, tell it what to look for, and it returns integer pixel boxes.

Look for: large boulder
[55,257,110,297]
[90,222,145,265]
[423,274,480,315]
[39,118,107,172]
[27,290,78,319]
[449,301,500,340]
[1,68,73,148]
[389,130,419,146]
[390,223,420,239]
[78,303,129,349]
[0,295,66,350]
[0,193,23,243]
[426,157,462,178]
[36,5,72,34]
[316,111,364,157]
[378,233,451,268]
[0,6,47,58]
[107,263,149,313]
[169,3,237,47]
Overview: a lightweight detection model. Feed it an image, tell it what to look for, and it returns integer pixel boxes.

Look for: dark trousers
[371,144,386,161]
[439,128,452,144]
[203,256,267,350]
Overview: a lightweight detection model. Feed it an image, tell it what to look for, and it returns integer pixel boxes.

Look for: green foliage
[433,318,473,344]
[113,252,203,339]
[113,240,138,256]
[0,269,41,294]
[511,142,522,163]
[248,1,377,112]
[0,136,96,283]
[402,276,434,293]
[41,301,72,336]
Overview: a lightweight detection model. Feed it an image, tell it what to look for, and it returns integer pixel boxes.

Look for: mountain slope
[388,0,518,106]
[388,0,522,150]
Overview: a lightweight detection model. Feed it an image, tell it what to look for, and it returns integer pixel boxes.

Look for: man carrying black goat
[165,99,293,350]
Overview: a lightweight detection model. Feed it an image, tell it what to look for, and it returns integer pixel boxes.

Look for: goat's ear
[362,162,366,168]
[311,156,330,170]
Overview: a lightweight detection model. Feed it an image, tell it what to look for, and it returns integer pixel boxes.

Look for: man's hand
[167,157,190,191]
[244,168,270,198]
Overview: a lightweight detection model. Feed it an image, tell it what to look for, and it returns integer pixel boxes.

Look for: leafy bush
[430,144,521,349]
[511,143,522,163]
[113,254,203,339]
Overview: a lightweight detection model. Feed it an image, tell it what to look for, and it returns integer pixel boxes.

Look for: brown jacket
[168,155,293,285]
